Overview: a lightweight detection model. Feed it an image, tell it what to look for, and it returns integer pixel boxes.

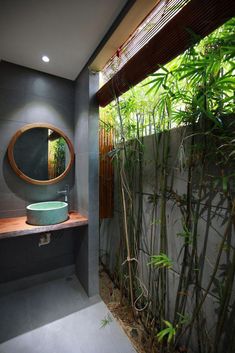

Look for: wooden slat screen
[102,0,188,83]
[97,0,235,107]
[99,124,114,219]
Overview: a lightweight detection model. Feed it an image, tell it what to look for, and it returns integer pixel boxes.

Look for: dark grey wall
[0,62,99,296]
[74,67,99,296]
[0,230,76,283]
[0,61,75,218]
[0,61,76,281]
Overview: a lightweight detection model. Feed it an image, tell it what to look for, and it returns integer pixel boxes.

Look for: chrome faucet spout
[57,185,69,203]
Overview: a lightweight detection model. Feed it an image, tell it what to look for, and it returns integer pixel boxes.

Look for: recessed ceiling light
[42,55,50,63]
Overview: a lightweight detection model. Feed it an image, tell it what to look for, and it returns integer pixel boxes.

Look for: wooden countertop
[0,212,88,240]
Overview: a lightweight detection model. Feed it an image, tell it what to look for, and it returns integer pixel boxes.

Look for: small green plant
[54,137,66,176]
[177,224,192,245]
[177,312,191,325]
[157,320,176,343]
[100,313,113,328]
[148,253,173,269]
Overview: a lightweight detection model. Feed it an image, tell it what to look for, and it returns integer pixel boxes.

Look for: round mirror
[8,123,74,185]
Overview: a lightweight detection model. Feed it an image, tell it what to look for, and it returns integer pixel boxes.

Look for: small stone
[130,328,139,338]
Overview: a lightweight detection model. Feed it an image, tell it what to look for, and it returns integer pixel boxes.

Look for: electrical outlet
[39,233,51,247]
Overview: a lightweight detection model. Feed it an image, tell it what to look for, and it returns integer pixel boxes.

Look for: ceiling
[0,0,128,80]
[90,0,157,72]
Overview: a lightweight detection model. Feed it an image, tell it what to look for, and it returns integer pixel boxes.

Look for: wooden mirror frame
[7,123,75,185]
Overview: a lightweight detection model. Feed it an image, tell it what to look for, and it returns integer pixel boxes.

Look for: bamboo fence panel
[99,125,114,219]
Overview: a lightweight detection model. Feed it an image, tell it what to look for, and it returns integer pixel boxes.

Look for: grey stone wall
[0,229,76,283]
[0,61,75,218]
[0,61,76,281]
[0,61,99,297]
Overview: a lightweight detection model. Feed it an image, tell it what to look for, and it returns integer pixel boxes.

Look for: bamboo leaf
[157,321,176,343]
[148,253,173,268]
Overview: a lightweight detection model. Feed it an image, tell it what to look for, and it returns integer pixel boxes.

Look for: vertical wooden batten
[99,124,114,219]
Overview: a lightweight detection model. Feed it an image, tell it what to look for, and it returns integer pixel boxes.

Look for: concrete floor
[0,273,136,353]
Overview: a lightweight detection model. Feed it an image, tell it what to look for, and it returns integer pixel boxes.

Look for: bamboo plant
[100,17,235,353]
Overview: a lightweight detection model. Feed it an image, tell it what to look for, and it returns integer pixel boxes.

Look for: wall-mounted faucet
[57,184,69,203]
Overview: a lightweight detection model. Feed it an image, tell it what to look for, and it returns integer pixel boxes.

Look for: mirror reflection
[13,128,70,181]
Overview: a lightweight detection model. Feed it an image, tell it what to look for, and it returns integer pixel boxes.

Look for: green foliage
[49,137,66,177]
[100,17,235,353]
[53,137,66,175]
[147,18,235,127]
[101,17,235,139]
[177,224,192,245]
[157,320,176,343]
[176,312,191,326]
[100,314,113,328]
[148,253,173,269]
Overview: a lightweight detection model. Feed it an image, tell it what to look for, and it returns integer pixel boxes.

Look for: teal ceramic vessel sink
[26,201,68,226]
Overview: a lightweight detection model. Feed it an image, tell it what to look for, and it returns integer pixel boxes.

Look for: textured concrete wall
[74,67,99,296]
[100,128,235,349]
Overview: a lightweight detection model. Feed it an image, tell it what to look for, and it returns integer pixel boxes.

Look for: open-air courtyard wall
[100,124,235,353]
